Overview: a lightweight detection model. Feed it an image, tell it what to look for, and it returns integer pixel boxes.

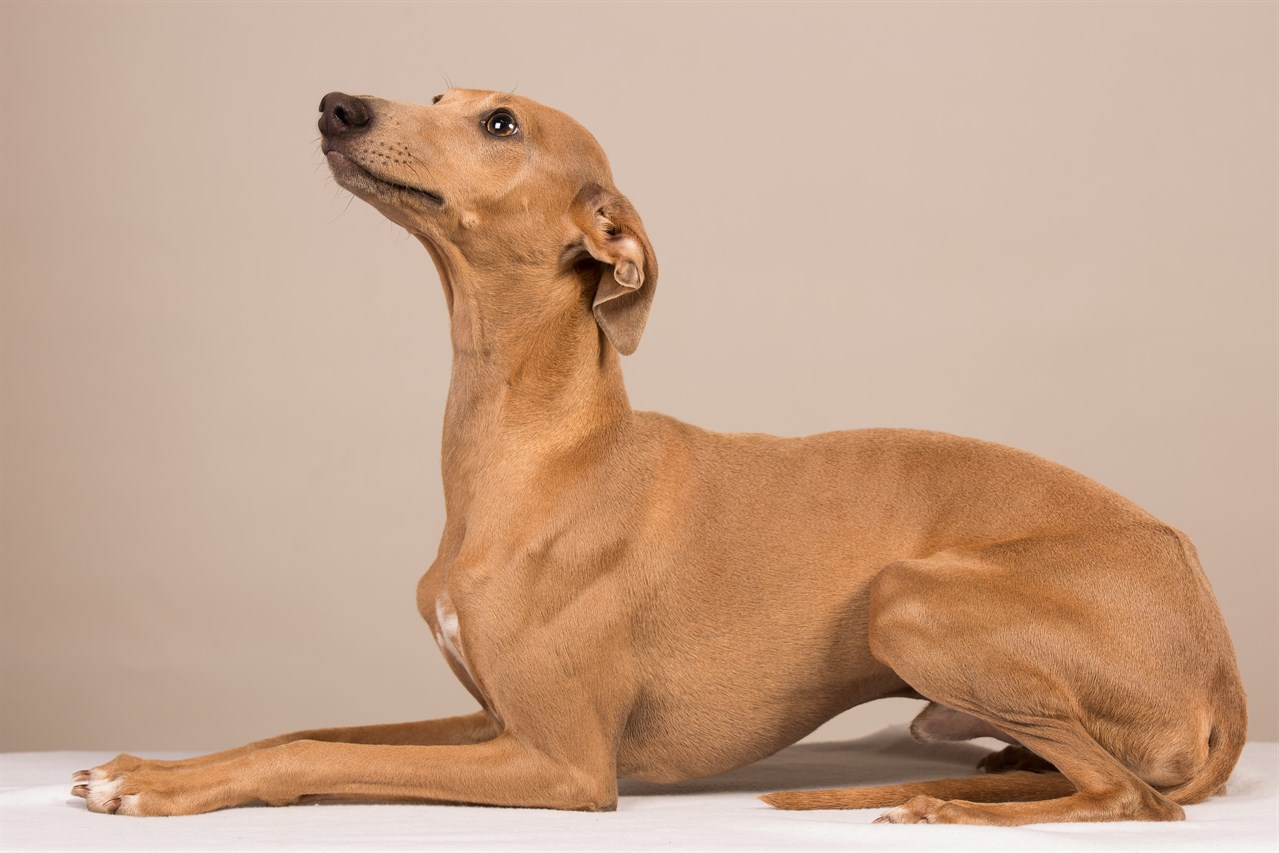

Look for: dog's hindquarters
[761,673,1244,814]
[760,525,1246,824]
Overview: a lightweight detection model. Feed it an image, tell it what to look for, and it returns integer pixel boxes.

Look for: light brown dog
[73,89,1246,824]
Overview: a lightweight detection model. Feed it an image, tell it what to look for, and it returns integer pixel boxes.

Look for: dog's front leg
[73,710,500,783]
[76,731,616,816]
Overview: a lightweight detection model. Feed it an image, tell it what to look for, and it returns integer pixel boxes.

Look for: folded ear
[570,185,658,355]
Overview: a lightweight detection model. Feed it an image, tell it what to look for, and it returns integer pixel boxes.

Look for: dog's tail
[760,770,1074,811]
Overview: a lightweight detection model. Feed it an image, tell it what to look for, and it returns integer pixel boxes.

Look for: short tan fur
[73,89,1245,825]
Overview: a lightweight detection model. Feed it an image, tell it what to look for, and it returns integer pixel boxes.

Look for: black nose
[318,92,371,137]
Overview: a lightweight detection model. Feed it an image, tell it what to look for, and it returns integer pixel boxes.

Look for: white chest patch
[433,592,475,681]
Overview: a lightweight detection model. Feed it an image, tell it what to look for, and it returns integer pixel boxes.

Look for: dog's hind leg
[766,534,1241,824]
[868,546,1231,823]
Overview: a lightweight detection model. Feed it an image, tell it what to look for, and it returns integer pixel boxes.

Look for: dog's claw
[72,770,89,782]
[71,784,88,798]
[105,797,122,814]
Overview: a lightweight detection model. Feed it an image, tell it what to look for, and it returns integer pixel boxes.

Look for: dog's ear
[570,185,658,356]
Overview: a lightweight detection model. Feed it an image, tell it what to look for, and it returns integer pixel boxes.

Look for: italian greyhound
[73,89,1246,825]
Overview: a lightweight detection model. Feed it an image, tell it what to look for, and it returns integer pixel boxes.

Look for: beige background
[1,1,1275,753]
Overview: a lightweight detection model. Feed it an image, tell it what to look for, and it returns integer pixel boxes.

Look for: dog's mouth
[325,149,444,207]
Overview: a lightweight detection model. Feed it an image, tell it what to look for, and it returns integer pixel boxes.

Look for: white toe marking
[87,776,123,810]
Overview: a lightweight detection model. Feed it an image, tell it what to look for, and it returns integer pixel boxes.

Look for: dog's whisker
[328,193,356,224]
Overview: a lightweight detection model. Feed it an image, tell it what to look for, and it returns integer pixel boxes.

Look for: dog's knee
[867,561,940,666]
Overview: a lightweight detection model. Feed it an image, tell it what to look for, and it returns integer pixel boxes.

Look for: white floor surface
[3,727,1276,852]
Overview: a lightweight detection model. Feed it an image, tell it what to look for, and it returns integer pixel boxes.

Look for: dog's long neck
[427,251,634,521]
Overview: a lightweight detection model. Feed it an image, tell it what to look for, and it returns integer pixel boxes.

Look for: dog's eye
[485,111,519,137]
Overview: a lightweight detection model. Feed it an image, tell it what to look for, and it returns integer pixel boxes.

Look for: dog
[72,89,1246,824]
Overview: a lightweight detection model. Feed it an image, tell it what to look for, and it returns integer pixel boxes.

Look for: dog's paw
[977,745,1056,775]
[70,757,219,816]
[72,752,185,785]
[70,761,148,815]
[873,795,977,824]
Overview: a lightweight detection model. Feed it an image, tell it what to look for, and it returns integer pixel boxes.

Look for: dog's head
[319,89,657,355]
